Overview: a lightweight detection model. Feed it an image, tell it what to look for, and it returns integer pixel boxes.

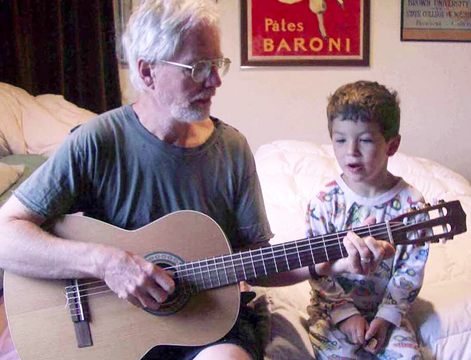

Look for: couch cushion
[0,82,96,157]
[0,83,29,156]
[0,163,24,197]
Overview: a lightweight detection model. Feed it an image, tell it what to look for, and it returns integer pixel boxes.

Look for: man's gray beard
[171,105,209,124]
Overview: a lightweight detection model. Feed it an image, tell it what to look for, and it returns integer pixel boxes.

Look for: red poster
[241,0,370,66]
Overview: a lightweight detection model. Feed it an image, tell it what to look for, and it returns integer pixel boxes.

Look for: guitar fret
[203,259,213,289]
[249,251,257,279]
[241,253,249,280]
[271,246,279,273]
[322,234,329,261]
[259,248,268,276]
[228,254,238,284]
[336,232,345,258]
[284,243,300,270]
[282,243,290,271]
[295,241,302,268]
[249,248,267,279]
[189,262,201,292]
[297,241,312,267]
[214,256,229,286]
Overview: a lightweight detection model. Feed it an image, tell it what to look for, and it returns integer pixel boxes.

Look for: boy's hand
[364,317,393,354]
[338,314,369,345]
[323,216,395,277]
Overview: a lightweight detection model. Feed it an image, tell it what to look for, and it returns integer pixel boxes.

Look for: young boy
[306,81,428,359]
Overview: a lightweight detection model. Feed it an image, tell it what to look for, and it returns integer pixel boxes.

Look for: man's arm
[0,196,174,310]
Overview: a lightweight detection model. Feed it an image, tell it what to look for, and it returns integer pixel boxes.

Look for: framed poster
[240,0,370,67]
[401,0,471,42]
[114,0,134,64]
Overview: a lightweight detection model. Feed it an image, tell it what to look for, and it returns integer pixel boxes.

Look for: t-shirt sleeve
[13,128,91,218]
[231,141,273,249]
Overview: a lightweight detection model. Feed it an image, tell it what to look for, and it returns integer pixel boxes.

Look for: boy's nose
[347,141,360,156]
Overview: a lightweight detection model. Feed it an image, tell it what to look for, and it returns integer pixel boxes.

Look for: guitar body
[4,211,240,360]
[4,200,467,360]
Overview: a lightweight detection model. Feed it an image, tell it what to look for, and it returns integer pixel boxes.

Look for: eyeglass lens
[192,59,230,83]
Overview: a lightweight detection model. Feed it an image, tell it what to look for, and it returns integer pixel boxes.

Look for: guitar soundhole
[144,251,190,316]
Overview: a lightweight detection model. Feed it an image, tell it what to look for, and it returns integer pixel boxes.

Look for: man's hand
[364,317,393,354]
[101,250,175,310]
[338,314,368,345]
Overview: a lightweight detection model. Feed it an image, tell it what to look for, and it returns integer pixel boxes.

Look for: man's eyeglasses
[158,58,231,83]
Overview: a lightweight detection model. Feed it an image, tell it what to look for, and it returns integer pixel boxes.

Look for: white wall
[119,0,471,182]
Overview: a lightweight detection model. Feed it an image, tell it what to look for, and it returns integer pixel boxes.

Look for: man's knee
[194,343,253,360]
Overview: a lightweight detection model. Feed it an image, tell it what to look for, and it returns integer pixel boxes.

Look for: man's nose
[204,66,222,88]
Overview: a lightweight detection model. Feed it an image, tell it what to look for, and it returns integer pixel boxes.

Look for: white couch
[252,140,471,360]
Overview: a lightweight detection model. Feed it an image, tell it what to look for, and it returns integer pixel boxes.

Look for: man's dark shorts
[142,293,262,360]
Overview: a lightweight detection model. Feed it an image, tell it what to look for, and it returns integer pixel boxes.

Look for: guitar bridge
[66,279,93,348]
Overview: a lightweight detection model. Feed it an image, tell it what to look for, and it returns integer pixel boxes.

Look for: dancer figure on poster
[278,0,345,39]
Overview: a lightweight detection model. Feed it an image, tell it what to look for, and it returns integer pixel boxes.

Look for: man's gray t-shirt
[14,105,273,250]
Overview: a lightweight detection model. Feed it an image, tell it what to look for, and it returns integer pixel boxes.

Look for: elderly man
[0,0,392,359]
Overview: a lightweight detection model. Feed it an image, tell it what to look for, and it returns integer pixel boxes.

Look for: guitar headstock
[390,200,467,245]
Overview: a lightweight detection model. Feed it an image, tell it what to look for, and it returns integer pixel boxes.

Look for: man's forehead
[175,24,222,61]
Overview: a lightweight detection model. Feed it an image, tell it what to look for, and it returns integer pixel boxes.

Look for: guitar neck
[175,224,381,292]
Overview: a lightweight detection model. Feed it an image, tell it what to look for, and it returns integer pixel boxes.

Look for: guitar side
[4,211,240,360]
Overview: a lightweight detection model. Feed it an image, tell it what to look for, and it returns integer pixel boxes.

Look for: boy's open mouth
[347,163,364,172]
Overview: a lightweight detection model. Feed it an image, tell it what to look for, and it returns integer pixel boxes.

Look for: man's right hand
[101,250,175,310]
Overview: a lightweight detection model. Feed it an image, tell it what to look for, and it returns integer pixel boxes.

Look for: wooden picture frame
[240,0,370,67]
[401,0,471,42]
[114,0,134,65]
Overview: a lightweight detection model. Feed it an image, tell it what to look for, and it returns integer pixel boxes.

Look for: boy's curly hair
[327,81,400,141]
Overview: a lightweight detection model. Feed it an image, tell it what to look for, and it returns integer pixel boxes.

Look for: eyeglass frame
[157,58,231,83]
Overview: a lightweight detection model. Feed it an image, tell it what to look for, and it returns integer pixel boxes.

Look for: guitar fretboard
[175,225,380,292]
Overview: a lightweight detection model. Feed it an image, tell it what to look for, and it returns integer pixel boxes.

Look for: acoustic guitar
[4,200,466,360]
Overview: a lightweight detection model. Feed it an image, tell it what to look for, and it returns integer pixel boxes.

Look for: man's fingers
[152,265,176,294]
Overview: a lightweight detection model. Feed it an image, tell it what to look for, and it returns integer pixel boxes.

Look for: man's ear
[387,134,401,157]
[137,59,153,87]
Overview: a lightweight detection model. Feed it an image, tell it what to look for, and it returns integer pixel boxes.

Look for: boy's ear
[387,134,401,156]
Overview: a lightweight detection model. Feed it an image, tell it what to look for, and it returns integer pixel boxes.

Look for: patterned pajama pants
[308,318,423,360]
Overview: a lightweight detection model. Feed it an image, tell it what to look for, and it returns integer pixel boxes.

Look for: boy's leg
[376,319,423,360]
[308,317,359,360]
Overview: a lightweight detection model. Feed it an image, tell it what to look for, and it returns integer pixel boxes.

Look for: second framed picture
[240,0,370,67]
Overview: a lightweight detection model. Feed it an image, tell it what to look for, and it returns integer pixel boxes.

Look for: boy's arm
[375,242,429,327]
[375,195,430,327]
[305,197,360,325]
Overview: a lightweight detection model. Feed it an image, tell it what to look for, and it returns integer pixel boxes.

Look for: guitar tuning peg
[440,238,447,244]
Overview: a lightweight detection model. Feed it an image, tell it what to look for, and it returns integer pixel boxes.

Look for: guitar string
[65,220,427,310]
[66,221,439,316]
[65,221,405,293]
[65,219,426,301]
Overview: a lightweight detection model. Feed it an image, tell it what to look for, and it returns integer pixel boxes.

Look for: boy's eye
[335,139,346,144]
[360,138,373,143]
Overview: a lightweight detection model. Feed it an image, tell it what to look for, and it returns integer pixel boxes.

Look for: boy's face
[331,117,400,196]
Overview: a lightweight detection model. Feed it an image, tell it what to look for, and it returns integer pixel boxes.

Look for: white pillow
[0,162,25,197]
